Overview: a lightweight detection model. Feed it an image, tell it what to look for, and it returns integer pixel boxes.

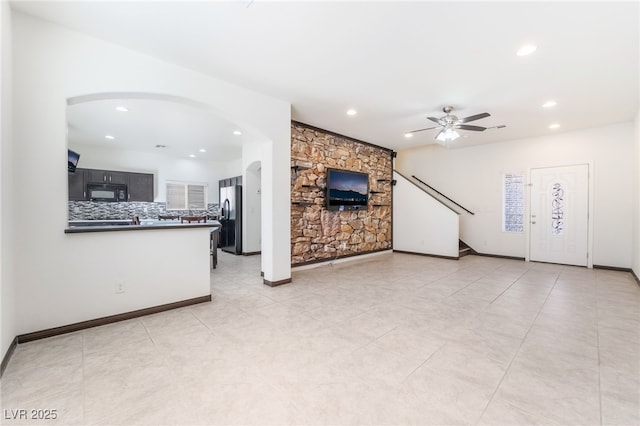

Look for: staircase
[459,240,472,258]
[394,170,477,260]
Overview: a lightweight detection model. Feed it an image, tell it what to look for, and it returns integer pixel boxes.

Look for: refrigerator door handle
[223,199,230,220]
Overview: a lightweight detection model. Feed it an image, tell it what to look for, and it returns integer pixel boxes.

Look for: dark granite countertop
[65,220,221,234]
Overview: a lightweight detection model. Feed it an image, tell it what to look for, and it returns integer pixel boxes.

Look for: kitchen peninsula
[57,160,221,342]
[49,216,218,344]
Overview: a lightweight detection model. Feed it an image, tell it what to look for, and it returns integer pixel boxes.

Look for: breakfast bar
[66,219,222,269]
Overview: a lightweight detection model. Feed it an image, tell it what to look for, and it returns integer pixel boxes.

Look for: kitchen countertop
[65,219,221,234]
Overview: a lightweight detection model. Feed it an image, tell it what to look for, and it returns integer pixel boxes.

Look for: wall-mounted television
[326,168,369,211]
[68,149,80,173]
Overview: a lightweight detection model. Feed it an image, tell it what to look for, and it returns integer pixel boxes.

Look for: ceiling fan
[406,106,505,144]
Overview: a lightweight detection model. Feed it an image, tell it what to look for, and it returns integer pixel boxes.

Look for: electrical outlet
[341,242,347,250]
[115,282,125,294]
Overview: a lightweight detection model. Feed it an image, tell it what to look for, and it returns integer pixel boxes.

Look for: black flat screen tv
[326,168,369,211]
[68,149,80,173]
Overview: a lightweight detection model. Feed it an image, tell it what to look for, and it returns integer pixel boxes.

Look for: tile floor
[1,252,639,425]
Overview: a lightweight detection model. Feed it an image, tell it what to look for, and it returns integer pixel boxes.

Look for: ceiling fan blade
[427,117,442,124]
[455,124,486,131]
[407,126,439,133]
[459,112,490,123]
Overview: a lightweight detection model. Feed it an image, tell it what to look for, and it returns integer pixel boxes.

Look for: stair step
[458,240,472,258]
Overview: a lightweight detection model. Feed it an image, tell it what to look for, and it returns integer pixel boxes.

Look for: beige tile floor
[1,252,639,425]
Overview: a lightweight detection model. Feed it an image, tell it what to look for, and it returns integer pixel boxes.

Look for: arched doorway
[243,161,262,255]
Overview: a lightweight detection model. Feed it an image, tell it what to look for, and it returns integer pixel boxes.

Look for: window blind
[166,182,207,210]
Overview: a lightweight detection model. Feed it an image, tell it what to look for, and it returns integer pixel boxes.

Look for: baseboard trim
[263,277,292,287]
[393,249,459,261]
[470,251,526,261]
[0,336,18,378]
[243,251,261,256]
[292,248,392,268]
[16,295,211,344]
[594,265,639,288]
[593,265,633,272]
[292,250,392,271]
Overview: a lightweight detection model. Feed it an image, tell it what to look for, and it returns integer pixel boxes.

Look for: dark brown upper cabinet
[127,172,154,202]
[68,168,154,202]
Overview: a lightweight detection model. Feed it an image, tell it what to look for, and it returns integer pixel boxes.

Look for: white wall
[28,228,211,334]
[260,139,291,284]
[396,122,635,268]
[243,162,262,254]
[633,110,640,277]
[393,171,459,258]
[242,141,264,262]
[68,143,238,203]
[10,11,291,336]
[225,158,243,180]
[243,165,262,254]
[1,0,16,362]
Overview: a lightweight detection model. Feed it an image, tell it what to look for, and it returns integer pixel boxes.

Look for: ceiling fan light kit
[407,105,504,146]
[436,128,460,142]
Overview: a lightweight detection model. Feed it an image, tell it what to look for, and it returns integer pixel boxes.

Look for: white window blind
[166,182,207,210]
[187,184,206,210]
[166,183,186,210]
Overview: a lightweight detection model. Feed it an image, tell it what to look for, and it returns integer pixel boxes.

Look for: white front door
[530,164,589,266]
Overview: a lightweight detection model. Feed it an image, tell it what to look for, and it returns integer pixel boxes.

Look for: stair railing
[411,175,475,215]
[394,170,459,214]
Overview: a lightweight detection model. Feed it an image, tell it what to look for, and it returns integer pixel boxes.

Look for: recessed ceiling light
[115,106,128,112]
[542,100,557,108]
[516,44,537,56]
[346,109,357,116]
[404,133,413,138]
[105,135,115,140]
[549,123,560,129]
[199,148,206,153]
[155,144,167,148]
[233,130,242,135]
[189,154,196,158]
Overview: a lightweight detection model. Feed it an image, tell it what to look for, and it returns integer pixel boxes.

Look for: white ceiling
[12,0,640,152]
[67,98,250,160]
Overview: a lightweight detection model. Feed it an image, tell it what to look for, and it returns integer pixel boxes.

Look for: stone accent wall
[291,122,392,265]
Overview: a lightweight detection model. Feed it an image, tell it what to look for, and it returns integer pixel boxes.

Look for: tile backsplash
[68,201,220,221]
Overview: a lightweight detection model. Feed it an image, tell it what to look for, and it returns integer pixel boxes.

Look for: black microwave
[87,183,128,202]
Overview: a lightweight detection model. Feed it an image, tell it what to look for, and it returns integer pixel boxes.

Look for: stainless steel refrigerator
[219,181,242,254]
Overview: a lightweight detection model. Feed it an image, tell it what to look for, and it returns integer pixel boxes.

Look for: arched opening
[66,92,266,219]
[243,161,262,255]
